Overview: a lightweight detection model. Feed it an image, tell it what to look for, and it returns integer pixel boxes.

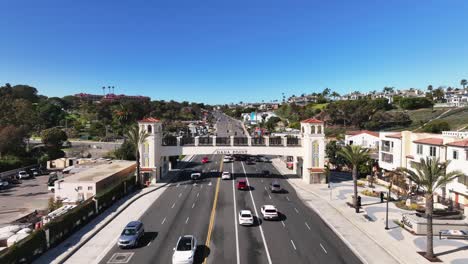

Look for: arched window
[312,141,319,167]
[147,125,152,133]
[317,125,322,134]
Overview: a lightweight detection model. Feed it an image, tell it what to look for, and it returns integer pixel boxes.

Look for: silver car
[118,221,144,248]
[269,181,281,193]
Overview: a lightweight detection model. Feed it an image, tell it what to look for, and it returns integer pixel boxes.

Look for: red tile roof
[140,167,154,172]
[406,155,414,159]
[446,139,468,148]
[346,130,379,137]
[413,138,444,146]
[139,117,160,123]
[301,118,323,124]
[308,168,325,173]
[386,133,402,139]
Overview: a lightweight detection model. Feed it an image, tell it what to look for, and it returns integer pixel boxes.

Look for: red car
[237,179,248,190]
[201,157,209,164]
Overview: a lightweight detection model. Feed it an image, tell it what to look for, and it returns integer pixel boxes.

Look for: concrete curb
[55,155,194,264]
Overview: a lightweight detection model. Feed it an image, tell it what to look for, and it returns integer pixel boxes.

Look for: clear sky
[1,0,468,104]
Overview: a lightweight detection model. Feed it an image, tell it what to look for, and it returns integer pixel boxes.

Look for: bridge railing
[286,137,301,146]
[233,137,248,146]
[216,137,230,146]
[162,136,178,146]
[179,137,194,146]
[251,137,266,146]
[269,137,283,146]
[198,137,213,146]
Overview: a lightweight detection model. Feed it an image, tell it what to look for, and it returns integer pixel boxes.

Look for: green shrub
[0,229,47,264]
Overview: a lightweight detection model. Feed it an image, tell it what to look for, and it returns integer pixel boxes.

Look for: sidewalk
[35,156,193,264]
[272,158,468,264]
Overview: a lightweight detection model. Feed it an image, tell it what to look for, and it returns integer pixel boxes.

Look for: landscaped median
[0,176,137,264]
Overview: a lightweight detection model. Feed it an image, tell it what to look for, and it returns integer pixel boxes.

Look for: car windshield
[241,213,251,218]
[177,237,192,251]
[265,209,276,213]
[273,184,280,188]
[122,228,137,236]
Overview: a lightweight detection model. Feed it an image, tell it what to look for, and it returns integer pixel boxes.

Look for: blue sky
[1,0,468,104]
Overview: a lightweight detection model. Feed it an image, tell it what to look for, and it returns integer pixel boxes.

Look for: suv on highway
[261,205,279,220]
[118,221,145,248]
[173,235,197,264]
[221,171,231,180]
[269,181,281,193]
[190,171,202,180]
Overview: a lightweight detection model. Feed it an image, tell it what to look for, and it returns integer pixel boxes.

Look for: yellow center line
[203,156,223,263]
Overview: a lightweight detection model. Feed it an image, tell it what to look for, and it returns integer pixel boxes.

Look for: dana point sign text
[214,149,248,155]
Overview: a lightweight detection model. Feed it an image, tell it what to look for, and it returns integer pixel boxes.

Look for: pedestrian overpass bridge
[138,117,326,184]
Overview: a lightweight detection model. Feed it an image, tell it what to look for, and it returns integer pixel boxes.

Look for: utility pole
[385,181,393,230]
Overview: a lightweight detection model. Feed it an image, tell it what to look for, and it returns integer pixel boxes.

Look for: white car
[190,172,201,180]
[173,235,197,264]
[238,210,254,225]
[17,171,30,179]
[261,205,279,220]
[221,171,231,180]
[223,156,233,163]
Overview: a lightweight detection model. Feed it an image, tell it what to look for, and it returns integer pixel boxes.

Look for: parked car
[261,205,279,220]
[0,180,9,189]
[238,210,254,226]
[237,179,248,190]
[7,177,21,185]
[172,235,197,264]
[118,221,145,248]
[17,171,31,179]
[221,171,231,180]
[201,157,209,164]
[262,170,270,176]
[269,181,281,193]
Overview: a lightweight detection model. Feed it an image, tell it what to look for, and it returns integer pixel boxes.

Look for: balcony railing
[180,137,194,146]
[162,136,177,146]
[251,137,265,146]
[286,137,300,146]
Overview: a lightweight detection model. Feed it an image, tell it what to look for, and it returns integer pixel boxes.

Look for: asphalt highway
[212,111,246,137]
[99,155,362,264]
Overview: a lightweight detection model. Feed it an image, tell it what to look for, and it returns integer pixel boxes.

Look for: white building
[54,160,136,203]
[241,111,278,125]
[378,131,468,212]
[345,130,380,149]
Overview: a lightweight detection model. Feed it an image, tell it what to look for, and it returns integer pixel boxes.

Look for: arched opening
[147,125,152,133]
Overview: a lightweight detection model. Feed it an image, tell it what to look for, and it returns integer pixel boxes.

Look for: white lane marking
[286,196,290,201]
[176,183,180,187]
[161,217,166,225]
[197,192,200,197]
[281,221,285,228]
[171,202,176,208]
[268,194,272,199]
[232,162,240,264]
[241,162,273,264]
[294,207,299,214]
[208,181,212,186]
[320,243,328,254]
[185,185,187,189]
[192,203,195,208]
[305,222,311,230]
[147,240,152,246]
[201,184,203,189]
[178,193,182,198]
[264,186,267,191]
[185,217,190,224]
[193,182,197,186]
[261,179,263,183]
[290,240,297,250]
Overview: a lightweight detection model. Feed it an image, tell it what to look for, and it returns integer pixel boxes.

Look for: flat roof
[61,160,136,183]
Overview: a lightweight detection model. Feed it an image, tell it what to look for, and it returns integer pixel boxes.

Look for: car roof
[125,221,142,228]
[272,180,280,184]
[240,210,252,214]
[263,205,276,209]
[222,171,230,174]
[238,179,247,183]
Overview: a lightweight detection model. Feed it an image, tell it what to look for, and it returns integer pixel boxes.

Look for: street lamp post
[385,181,393,230]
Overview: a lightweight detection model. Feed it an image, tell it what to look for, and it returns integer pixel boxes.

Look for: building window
[77,186,82,191]
[465,150,468,161]
[88,186,93,191]
[429,146,436,157]
[381,153,393,163]
[312,141,319,167]
[453,150,459,160]
[381,140,393,152]
[349,140,353,145]
[458,175,468,187]
[416,144,423,155]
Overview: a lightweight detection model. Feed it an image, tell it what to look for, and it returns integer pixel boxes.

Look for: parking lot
[0,173,54,226]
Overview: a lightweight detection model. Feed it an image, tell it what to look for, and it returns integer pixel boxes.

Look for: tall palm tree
[461,79,467,90]
[397,157,465,260]
[126,124,149,187]
[338,145,370,213]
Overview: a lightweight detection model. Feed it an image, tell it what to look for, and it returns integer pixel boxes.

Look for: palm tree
[126,124,149,187]
[338,145,370,213]
[397,157,465,260]
[461,79,467,90]
[331,91,340,101]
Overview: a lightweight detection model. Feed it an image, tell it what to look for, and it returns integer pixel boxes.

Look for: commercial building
[54,160,136,203]
[378,131,468,213]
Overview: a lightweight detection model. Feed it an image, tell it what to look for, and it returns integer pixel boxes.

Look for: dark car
[246,159,255,165]
[118,221,145,248]
[262,170,270,176]
[237,179,248,190]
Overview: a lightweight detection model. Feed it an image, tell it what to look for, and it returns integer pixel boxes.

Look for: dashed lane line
[286,196,290,201]
[281,221,285,228]
[305,222,311,230]
[320,243,328,254]
[171,203,176,208]
[294,207,299,214]
[161,217,166,225]
[290,240,297,251]
[185,217,190,224]
[192,203,195,208]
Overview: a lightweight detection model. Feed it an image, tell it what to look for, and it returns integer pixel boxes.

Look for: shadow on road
[195,245,210,264]
[137,231,158,248]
